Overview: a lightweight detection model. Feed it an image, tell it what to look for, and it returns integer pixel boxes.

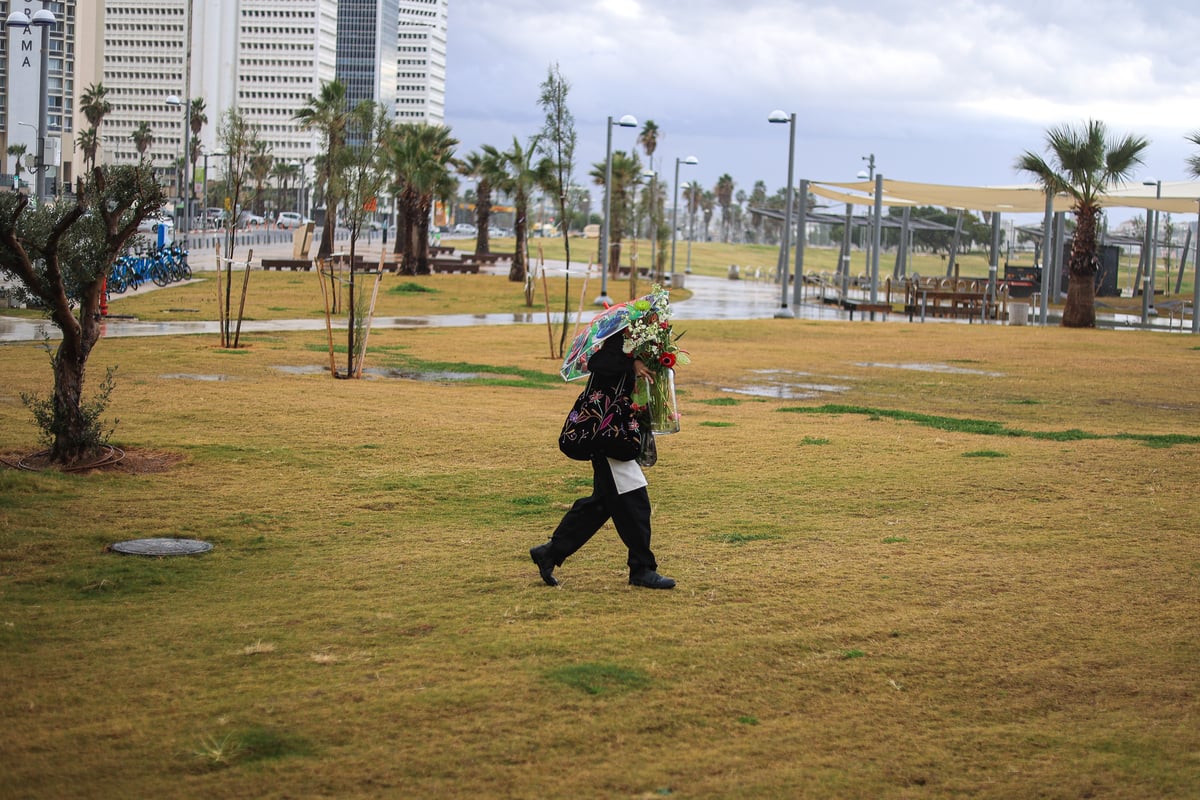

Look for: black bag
[558,373,641,462]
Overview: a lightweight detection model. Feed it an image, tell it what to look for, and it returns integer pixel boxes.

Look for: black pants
[547,457,657,574]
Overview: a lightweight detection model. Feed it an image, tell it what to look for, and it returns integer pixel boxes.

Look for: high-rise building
[2,0,78,192]
[2,0,448,203]
[396,0,446,125]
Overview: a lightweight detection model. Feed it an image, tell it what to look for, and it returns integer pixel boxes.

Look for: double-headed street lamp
[669,155,699,277]
[597,114,638,306]
[5,4,56,203]
[768,110,797,318]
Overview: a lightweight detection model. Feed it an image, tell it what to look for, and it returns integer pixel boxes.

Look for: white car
[276,212,312,230]
[237,210,265,228]
[453,223,477,235]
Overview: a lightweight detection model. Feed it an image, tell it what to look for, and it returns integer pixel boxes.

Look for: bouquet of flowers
[624,286,689,434]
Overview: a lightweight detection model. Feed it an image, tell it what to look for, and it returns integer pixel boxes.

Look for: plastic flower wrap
[626,286,687,434]
[621,286,690,371]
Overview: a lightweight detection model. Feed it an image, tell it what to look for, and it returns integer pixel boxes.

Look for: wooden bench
[261,258,313,271]
[431,258,480,274]
[840,299,893,320]
[430,245,456,257]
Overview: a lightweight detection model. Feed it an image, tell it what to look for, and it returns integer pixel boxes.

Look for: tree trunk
[475,182,491,255]
[509,201,527,284]
[1061,208,1099,328]
[317,205,336,260]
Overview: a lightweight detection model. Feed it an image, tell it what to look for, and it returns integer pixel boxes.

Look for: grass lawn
[1,289,1199,797]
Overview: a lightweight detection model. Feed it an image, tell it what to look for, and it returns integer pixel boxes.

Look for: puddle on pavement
[159,373,233,381]
[272,365,326,375]
[723,369,851,399]
[855,362,1003,376]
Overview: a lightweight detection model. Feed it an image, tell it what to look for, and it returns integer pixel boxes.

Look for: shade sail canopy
[806,178,1200,215]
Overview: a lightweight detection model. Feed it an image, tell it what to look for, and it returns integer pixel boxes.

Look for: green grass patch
[699,421,734,428]
[963,450,1008,458]
[841,649,866,660]
[780,404,1198,448]
[388,282,439,294]
[882,536,909,544]
[698,397,740,406]
[800,436,830,445]
[545,663,650,695]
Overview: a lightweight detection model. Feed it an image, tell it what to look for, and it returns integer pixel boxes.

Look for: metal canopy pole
[1039,192,1053,324]
[946,210,963,277]
[869,174,883,303]
[792,178,808,309]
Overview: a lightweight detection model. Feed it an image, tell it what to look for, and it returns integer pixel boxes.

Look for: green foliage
[388,282,438,294]
[20,364,118,455]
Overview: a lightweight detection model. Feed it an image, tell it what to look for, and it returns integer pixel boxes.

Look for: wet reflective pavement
[0,268,1184,342]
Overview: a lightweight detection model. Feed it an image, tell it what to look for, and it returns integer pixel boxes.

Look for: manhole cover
[111,538,213,557]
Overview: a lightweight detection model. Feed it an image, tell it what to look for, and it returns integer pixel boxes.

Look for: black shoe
[629,570,675,590]
[529,544,558,587]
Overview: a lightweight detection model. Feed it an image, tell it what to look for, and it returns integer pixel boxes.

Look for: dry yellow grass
[1,312,1198,798]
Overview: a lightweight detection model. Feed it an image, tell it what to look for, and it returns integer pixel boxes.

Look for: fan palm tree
[456,149,506,255]
[295,80,349,259]
[249,140,273,216]
[487,136,548,290]
[715,174,735,243]
[1186,130,1200,178]
[7,143,27,188]
[590,149,642,276]
[388,123,458,274]
[1015,119,1148,327]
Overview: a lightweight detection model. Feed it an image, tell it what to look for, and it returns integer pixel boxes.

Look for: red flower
[659,352,677,368]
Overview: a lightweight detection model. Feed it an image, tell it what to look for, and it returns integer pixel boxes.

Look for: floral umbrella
[559,288,670,382]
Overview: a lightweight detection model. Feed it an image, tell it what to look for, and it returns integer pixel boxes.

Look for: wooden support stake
[233,249,253,349]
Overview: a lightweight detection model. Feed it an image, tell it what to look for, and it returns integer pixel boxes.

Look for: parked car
[276,212,312,230]
[453,223,477,235]
[136,214,174,234]
[237,210,265,228]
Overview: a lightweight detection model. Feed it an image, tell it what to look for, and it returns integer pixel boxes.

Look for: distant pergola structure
[754,177,1200,331]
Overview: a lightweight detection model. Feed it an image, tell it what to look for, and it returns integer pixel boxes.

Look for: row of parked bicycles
[106,245,191,295]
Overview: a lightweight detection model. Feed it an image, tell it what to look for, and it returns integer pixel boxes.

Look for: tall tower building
[336,0,398,116]
[396,0,446,125]
[2,0,78,192]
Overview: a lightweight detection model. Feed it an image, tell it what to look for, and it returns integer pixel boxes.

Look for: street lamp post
[165,95,193,244]
[684,182,696,275]
[597,114,638,306]
[669,156,698,277]
[768,110,796,318]
[5,5,56,203]
[1142,179,1161,326]
[642,169,657,282]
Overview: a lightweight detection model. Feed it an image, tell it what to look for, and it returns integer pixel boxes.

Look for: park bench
[261,258,313,271]
[431,257,481,274]
[839,299,894,320]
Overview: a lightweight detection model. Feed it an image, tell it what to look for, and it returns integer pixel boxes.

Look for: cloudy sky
[444,0,1200,220]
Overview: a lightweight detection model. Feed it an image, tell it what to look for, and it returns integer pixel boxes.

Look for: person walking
[530,322,676,590]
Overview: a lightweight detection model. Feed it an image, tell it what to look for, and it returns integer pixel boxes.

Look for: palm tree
[189,98,207,196]
[295,80,349,260]
[7,143,26,188]
[488,136,548,290]
[131,122,154,160]
[1187,130,1200,178]
[271,160,300,213]
[388,123,458,274]
[1016,119,1149,327]
[590,149,642,276]
[79,83,113,173]
[249,140,273,216]
[456,149,505,255]
[715,174,735,243]
[79,83,112,129]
